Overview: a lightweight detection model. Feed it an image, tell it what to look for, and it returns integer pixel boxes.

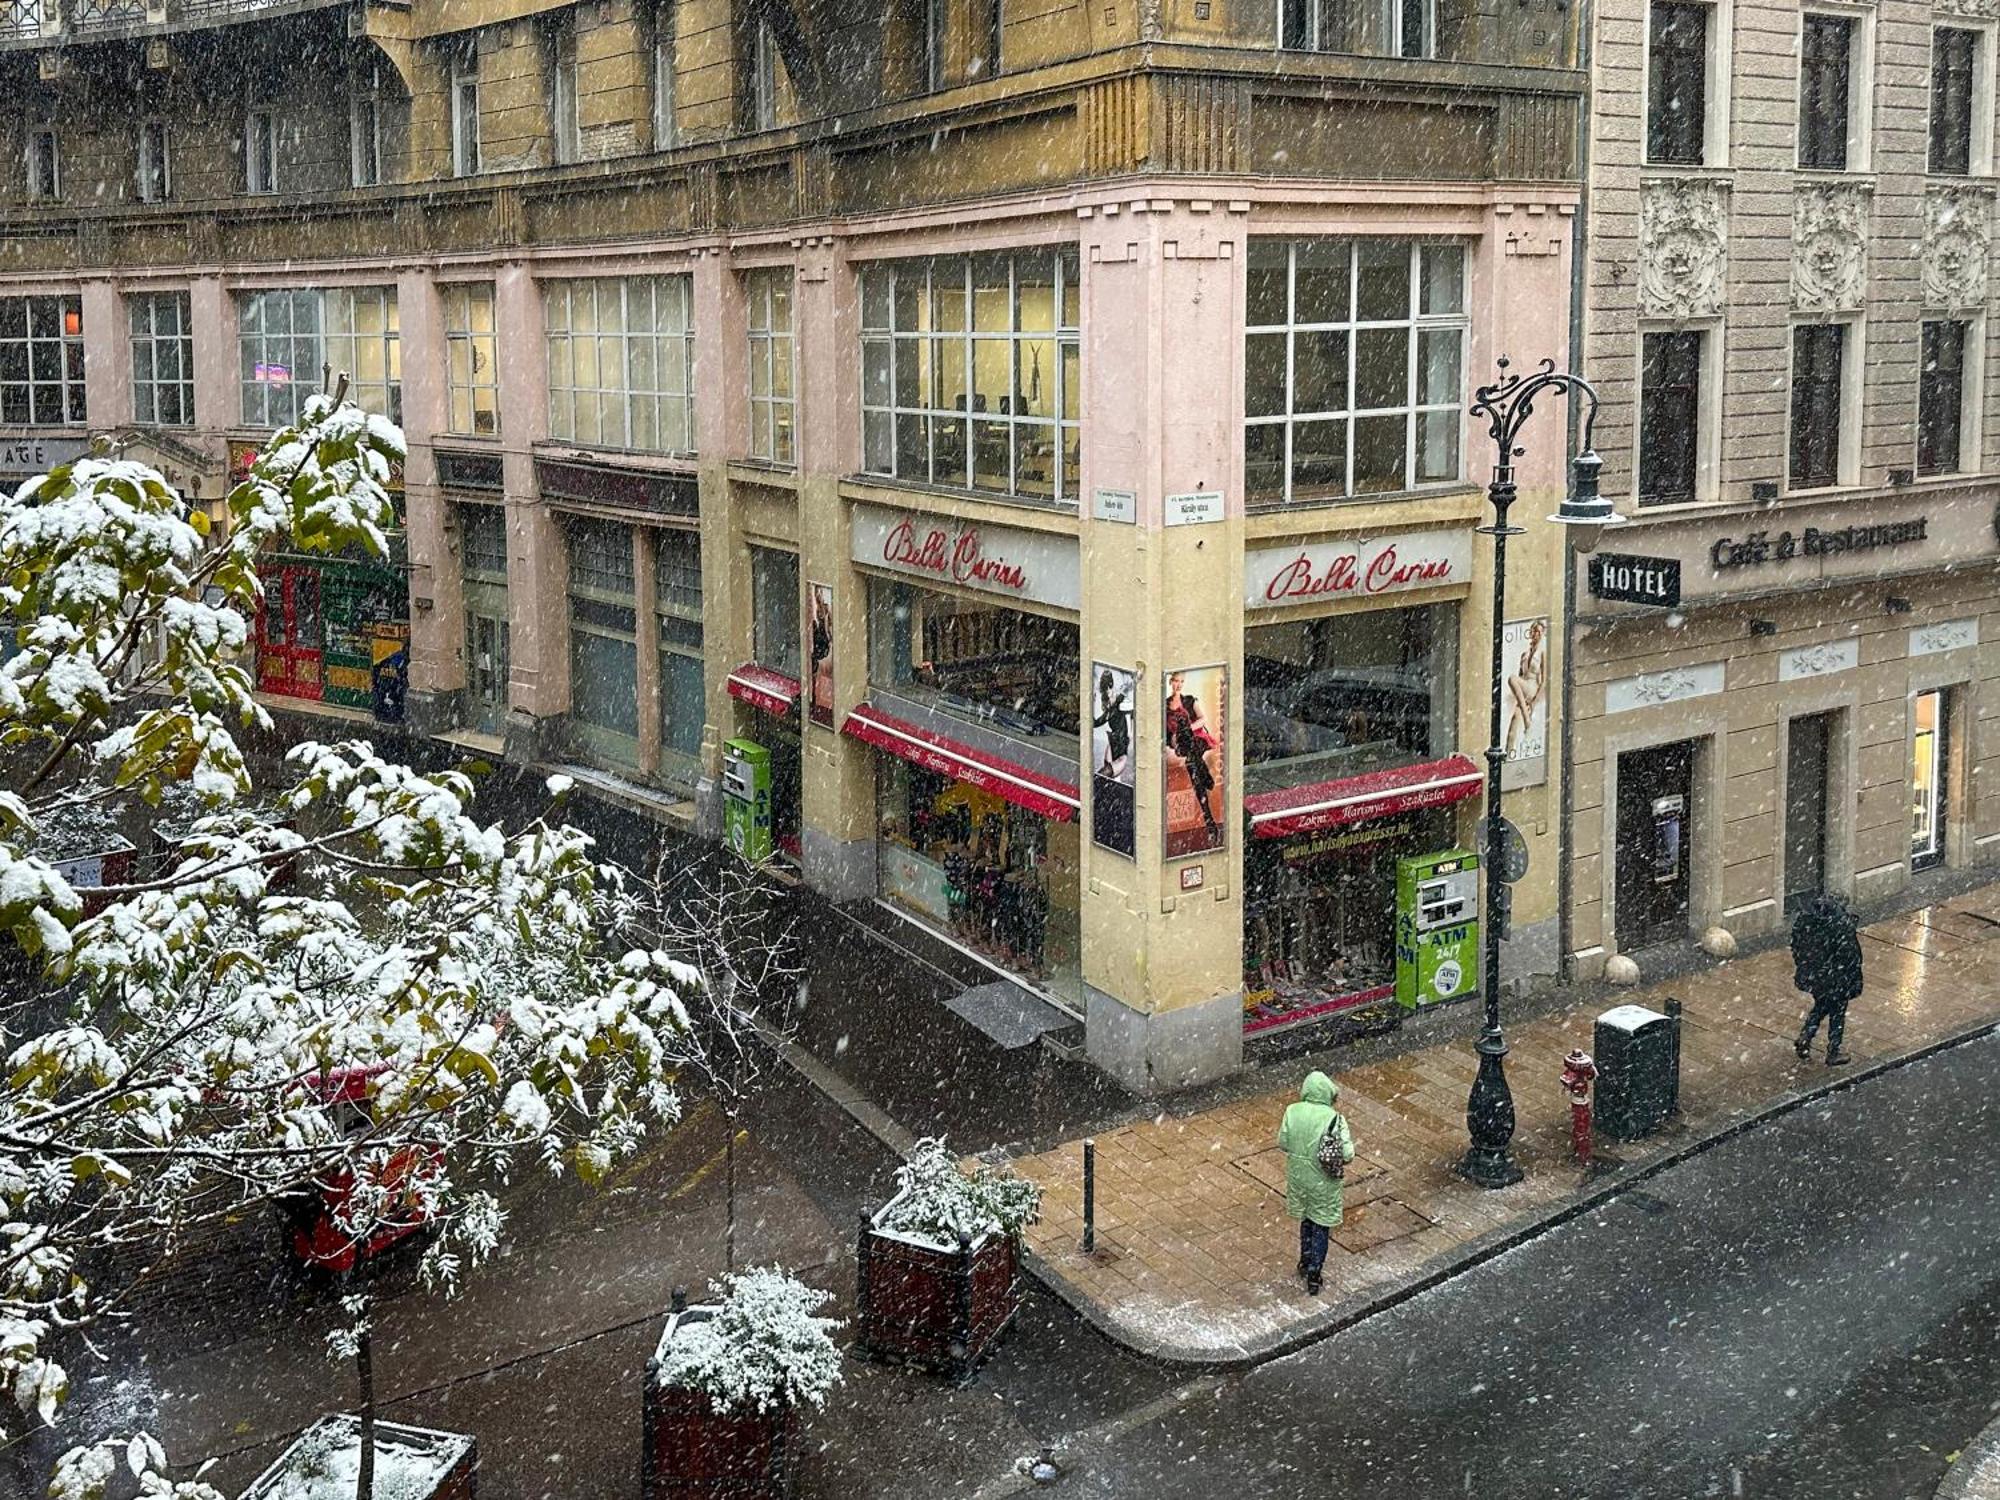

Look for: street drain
[1623,1190,1676,1215]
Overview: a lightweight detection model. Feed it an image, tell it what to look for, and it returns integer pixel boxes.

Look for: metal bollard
[1080,1138,1096,1253]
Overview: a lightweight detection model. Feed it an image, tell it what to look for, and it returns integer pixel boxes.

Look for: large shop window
[656,528,705,764]
[859,249,1082,506]
[1245,240,1466,507]
[867,577,1079,759]
[744,268,796,465]
[751,544,801,678]
[544,275,696,455]
[875,757,1083,1008]
[565,516,640,764]
[130,291,194,428]
[0,294,85,426]
[1244,602,1458,795]
[238,287,400,429]
[442,282,500,437]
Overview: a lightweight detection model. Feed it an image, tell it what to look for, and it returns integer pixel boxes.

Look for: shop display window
[751,545,801,678]
[1244,602,1458,794]
[867,578,1079,759]
[565,516,640,764]
[875,758,1081,1008]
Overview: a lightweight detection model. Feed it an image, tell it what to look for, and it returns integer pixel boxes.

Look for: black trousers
[1800,993,1849,1054]
[1299,1219,1331,1275]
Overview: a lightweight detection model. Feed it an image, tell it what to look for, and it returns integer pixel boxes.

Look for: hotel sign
[851,503,1081,612]
[1588,553,1682,607]
[1245,529,1471,610]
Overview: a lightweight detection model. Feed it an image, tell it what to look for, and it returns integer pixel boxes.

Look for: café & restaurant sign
[1245,528,1472,610]
[851,502,1081,612]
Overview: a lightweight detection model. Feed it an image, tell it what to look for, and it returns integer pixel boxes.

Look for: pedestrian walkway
[1010,887,2000,1362]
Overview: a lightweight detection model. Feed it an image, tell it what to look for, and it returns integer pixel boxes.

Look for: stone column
[691,245,746,836]
[493,259,566,763]
[395,266,462,735]
[189,277,235,439]
[1076,199,1247,1093]
[80,279,129,435]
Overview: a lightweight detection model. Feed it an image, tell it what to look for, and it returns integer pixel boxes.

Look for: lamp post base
[1459,1025,1524,1189]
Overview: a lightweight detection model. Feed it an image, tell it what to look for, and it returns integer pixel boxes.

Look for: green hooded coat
[1276,1070,1355,1228]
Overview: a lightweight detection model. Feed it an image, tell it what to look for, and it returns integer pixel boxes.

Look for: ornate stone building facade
[1573,0,2000,977]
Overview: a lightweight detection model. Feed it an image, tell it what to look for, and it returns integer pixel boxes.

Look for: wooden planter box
[855,1194,1021,1384]
[642,1305,800,1500]
[238,1413,476,1500]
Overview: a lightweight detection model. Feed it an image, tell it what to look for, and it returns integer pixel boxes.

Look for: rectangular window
[350,70,382,188]
[1912,688,1946,868]
[460,500,509,580]
[925,0,946,89]
[751,544,800,677]
[1638,330,1702,504]
[238,287,400,429]
[745,267,795,465]
[1789,322,1846,490]
[981,0,1002,74]
[859,248,1083,505]
[1930,27,1976,175]
[1799,14,1854,170]
[543,274,697,454]
[452,51,481,177]
[244,108,275,194]
[655,528,705,763]
[1279,0,1430,54]
[27,127,59,200]
[752,21,779,130]
[0,294,86,426]
[137,119,171,203]
[130,291,193,427]
[566,516,639,760]
[1918,318,1969,477]
[1243,239,1466,507]
[1648,0,1709,165]
[442,282,500,437]
[551,30,580,165]
[654,8,677,148]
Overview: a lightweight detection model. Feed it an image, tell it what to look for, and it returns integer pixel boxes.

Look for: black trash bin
[1593,1003,1681,1140]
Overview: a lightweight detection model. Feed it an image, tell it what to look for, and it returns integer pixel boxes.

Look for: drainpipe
[1557,0,1596,985]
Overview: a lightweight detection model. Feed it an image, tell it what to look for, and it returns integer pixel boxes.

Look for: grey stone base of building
[800,827,875,902]
[405,689,459,741]
[693,775,722,842]
[1499,915,1559,997]
[502,709,564,767]
[1085,984,1244,1096]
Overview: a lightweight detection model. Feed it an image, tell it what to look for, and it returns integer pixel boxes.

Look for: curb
[1938,1413,2000,1500]
[1023,1014,2000,1369]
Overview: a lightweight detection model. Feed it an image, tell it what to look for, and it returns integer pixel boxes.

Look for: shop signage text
[1245,530,1471,610]
[1711,519,1928,570]
[1588,553,1682,607]
[852,503,1082,612]
[0,436,87,475]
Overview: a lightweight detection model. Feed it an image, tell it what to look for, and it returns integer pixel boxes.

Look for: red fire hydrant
[1561,1048,1598,1166]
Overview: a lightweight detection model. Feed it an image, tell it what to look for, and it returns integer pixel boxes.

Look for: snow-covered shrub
[653,1268,844,1416]
[873,1136,1041,1247]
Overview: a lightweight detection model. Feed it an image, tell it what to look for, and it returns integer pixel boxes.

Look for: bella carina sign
[852,503,1081,612]
[1245,529,1472,610]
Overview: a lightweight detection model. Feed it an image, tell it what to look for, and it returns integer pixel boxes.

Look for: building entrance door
[256,563,324,701]
[1784,712,1834,915]
[463,586,510,737]
[1615,740,1695,952]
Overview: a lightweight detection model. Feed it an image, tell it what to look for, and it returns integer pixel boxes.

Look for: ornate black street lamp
[1460,358,1623,1189]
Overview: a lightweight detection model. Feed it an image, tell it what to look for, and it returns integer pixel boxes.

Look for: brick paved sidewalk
[1011,888,2000,1361]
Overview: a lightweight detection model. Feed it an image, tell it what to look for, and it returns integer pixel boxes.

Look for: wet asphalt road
[1042,1031,2000,1500]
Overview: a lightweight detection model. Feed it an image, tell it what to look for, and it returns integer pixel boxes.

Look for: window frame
[750,543,801,678]
[0,293,86,426]
[136,118,171,204]
[129,290,194,428]
[349,67,382,188]
[441,281,500,438]
[751,20,779,131]
[1917,316,1980,479]
[564,516,642,761]
[924,0,946,89]
[238,286,401,430]
[27,125,60,200]
[243,107,276,194]
[451,48,481,178]
[1242,238,1468,509]
[744,266,796,466]
[1277,0,1434,56]
[1636,325,1711,506]
[1645,0,1726,168]
[1787,317,1860,492]
[653,525,706,765]
[1798,10,1861,172]
[542,274,698,456]
[550,26,580,166]
[1928,25,1992,177]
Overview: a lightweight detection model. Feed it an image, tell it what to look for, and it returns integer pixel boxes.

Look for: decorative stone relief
[1934,0,1998,18]
[1778,639,1860,682]
[1792,183,1871,313]
[1910,619,1979,656]
[1606,661,1727,715]
[1923,186,1993,311]
[1639,178,1729,320]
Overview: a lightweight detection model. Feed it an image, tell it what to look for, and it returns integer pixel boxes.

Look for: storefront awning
[842,703,1080,823]
[727,663,801,718]
[1246,754,1485,839]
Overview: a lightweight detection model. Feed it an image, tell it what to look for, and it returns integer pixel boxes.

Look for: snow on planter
[28,800,137,920]
[644,1269,842,1500]
[237,1413,476,1500]
[857,1137,1040,1383]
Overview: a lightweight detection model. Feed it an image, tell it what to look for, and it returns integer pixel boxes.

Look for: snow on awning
[841,703,1080,823]
[726,664,801,718]
[1245,754,1485,839]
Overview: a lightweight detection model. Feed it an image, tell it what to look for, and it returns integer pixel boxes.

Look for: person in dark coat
[1791,893,1863,1065]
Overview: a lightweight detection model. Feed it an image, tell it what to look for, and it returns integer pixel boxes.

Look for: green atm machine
[722,738,774,862]
[1395,849,1480,1008]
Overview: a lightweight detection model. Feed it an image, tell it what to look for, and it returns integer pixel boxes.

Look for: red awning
[727,664,801,718]
[841,704,1080,823]
[1245,754,1485,839]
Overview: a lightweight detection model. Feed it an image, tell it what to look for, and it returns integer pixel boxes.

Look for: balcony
[2,0,351,45]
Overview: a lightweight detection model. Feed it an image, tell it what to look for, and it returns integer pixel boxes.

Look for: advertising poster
[807,581,835,728]
[1501,616,1550,790]
[1091,663,1138,858]
[1163,665,1227,859]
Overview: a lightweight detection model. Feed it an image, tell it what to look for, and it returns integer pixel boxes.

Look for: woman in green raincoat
[1276,1069,1354,1295]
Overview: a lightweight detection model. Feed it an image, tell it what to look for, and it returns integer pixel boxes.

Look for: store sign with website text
[852,503,1081,613]
[1245,529,1472,610]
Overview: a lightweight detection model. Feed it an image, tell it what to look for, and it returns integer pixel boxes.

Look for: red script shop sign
[1244,529,1472,610]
